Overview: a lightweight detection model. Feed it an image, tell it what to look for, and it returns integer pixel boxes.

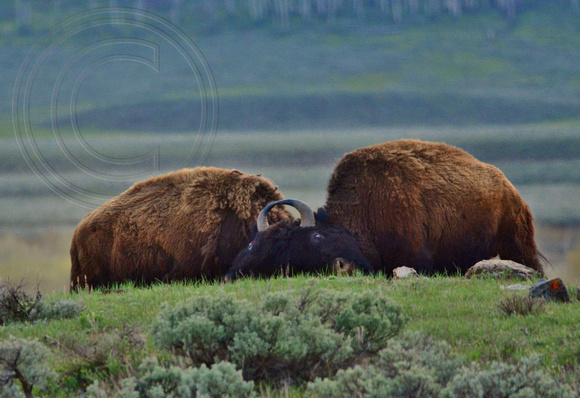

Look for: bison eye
[309,232,324,246]
[247,242,253,251]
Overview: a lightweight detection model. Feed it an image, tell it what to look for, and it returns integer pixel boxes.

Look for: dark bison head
[224,199,374,281]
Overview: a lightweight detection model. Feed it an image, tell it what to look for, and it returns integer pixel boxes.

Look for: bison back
[325,140,541,274]
[70,167,289,290]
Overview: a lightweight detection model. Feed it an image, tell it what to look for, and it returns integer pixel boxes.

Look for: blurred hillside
[0,1,578,135]
[1,0,577,36]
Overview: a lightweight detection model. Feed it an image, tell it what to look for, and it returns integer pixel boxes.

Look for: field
[0,275,579,396]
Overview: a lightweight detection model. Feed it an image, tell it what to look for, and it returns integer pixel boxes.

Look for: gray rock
[464,259,539,280]
[529,278,570,302]
[393,266,419,279]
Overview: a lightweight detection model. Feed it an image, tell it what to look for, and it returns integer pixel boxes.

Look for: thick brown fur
[325,140,542,275]
[70,167,290,290]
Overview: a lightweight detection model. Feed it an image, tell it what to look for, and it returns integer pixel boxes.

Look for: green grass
[1,275,578,396]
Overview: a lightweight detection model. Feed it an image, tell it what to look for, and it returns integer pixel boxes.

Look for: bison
[70,167,291,290]
[226,139,543,280]
[224,199,375,280]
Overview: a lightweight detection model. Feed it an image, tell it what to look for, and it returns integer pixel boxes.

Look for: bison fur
[70,167,290,290]
[227,140,543,279]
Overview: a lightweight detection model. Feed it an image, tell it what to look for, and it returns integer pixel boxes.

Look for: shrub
[151,288,405,385]
[57,326,146,392]
[332,290,406,353]
[0,279,42,324]
[39,299,85,321]
[497,295,546,317]
[441,355,575,398]
[87,358,254,398]
[0,279,84,325]
[308,333,575,398]
[0,337,55,398]
[308,332,461,398]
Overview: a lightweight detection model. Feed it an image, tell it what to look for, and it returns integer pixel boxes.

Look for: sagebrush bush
[308,331,461,397]
[0,337,55,398]
[0,280,42,324]
[39,299,85,321]
[441,355,575,398]
[308,333,575,398]
[56,326,146,392]
[87,358,254,398]
[0,279,84,325]
[151,288,405,385]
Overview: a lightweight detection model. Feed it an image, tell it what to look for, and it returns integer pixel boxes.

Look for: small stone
[393,266,419,279]
[501,284,529,291]
[529,278,570,302]
[464,259,538,280]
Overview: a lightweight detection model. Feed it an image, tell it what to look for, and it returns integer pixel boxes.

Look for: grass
[0,275,578,396]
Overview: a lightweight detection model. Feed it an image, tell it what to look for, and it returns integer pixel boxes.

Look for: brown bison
[226,140,543,279]
[70,167,291,290]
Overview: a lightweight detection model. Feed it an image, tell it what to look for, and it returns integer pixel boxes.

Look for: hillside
[0,276,578,397]
[2,2,579,136]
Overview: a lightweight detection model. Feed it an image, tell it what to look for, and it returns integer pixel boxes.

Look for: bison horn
[257,199,316,232]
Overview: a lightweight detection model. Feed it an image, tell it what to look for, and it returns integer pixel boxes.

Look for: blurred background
[0,0,578,292]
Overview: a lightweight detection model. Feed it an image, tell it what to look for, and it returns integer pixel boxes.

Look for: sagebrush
[308,332,576,398]
[0,279,84,325]
[0,337,55,398]
[87,358,255,398]
[151,287,405,385]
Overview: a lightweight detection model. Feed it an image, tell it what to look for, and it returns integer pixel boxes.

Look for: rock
[500,284,529,291]
[529,278,570,302]
[464,259,538,280]
[393,266,419,279]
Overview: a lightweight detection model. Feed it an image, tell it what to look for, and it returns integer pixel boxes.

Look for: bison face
[225,199,373,281]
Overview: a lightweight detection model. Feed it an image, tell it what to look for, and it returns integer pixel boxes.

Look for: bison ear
[315,207,330,223]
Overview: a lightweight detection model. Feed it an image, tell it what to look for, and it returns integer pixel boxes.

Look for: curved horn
[256,199,316,232]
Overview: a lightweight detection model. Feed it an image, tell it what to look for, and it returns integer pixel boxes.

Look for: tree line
[2,0,578,34]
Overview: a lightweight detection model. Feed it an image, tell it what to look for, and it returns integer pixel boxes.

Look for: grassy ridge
[70,91,580,133]
[3,6,579,139]
[0,275,578,396]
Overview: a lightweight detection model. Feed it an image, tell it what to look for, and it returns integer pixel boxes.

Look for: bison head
[224,199,374,281]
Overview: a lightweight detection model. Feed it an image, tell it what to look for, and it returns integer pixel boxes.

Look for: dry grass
[0,279,43,325]
[496,294,547,317]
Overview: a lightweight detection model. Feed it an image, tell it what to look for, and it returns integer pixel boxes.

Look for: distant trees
[0,0,576,34]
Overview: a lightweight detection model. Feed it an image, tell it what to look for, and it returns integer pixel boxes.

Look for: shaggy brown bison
[70,167,291,290]
[226,140,543,279]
